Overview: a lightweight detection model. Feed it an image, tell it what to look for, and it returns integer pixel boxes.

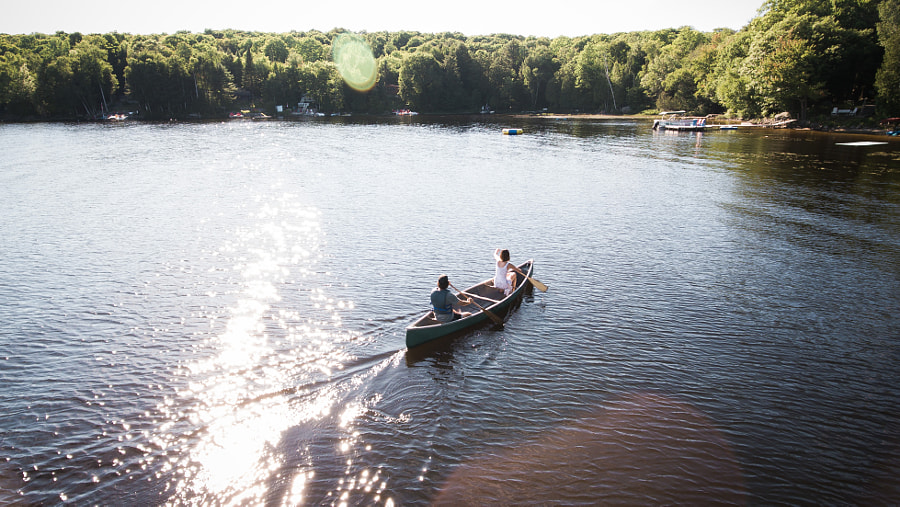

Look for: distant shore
[512,112,898,136]
[2,111,897,137]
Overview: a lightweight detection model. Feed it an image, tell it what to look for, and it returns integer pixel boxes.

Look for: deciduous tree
[876,0,900,114]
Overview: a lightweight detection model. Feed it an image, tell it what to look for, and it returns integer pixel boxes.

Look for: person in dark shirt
[430,274,472,322]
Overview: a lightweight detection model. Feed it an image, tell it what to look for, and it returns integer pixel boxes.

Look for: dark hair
[500,249,510,262]
[437,275,449,290]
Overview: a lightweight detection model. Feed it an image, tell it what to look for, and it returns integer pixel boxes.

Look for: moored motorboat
[652,110,709,131]
[406,260,534,348]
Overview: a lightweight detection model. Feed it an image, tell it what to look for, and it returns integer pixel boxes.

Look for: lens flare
[333,33,377,92]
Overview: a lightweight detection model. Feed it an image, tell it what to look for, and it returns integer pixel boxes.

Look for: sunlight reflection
[284,470,315,506]
[152,192,372,504]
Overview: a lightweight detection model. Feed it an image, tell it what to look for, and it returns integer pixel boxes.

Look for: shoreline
[511,112,898,137]
[2,111,897,137]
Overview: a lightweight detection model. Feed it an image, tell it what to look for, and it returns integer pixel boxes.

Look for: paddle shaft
[504,261,548,292]
[526,274,548,292]
[458,290,502,304]
[449,283,504,325]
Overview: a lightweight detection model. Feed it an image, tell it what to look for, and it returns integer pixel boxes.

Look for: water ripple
[1,121,898,505]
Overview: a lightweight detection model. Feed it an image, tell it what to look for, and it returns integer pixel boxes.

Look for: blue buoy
[502,128,523,135]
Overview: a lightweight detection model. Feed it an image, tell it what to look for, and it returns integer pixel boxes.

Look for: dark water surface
[1,117,898,505]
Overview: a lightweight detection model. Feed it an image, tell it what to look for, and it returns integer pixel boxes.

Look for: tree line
[1,0,898,120]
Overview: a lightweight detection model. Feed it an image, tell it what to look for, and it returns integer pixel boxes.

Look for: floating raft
[502,128,524,135]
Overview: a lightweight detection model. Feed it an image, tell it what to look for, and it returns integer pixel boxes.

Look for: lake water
[1,117,898,505]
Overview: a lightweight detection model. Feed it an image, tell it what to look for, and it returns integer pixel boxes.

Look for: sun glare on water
[150,191,386,504]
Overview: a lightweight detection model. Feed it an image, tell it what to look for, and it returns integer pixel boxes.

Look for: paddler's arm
[453,293,473,306]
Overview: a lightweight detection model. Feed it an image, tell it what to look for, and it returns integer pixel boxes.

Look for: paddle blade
[477,305,504,325]
[529,276,548,292]
[486,309,504,325]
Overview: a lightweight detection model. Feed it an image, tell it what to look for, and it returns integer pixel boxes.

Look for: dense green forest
[1,0,898,120]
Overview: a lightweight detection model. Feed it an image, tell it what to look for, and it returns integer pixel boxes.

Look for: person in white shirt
[492,248,525,296]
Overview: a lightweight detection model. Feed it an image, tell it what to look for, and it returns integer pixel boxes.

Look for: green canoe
[406,260,534,349]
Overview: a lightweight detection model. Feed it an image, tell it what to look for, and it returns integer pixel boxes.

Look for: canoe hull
[405,260,534,349]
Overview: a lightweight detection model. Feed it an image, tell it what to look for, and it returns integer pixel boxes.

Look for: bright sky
[3,0,764,37]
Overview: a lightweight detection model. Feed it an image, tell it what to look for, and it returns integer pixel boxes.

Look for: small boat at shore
[406,260,534,348]
[652,111,709,131]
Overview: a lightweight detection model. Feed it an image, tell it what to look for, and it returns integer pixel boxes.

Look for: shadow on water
[713,130,899,183]
[432,391,748,505]
[720,130,900,268]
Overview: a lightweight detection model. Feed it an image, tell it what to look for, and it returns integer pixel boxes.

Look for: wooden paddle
[458,290,502,304]
[449,282,504,326]
[511,263,548,292]
[526,274,548,292]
